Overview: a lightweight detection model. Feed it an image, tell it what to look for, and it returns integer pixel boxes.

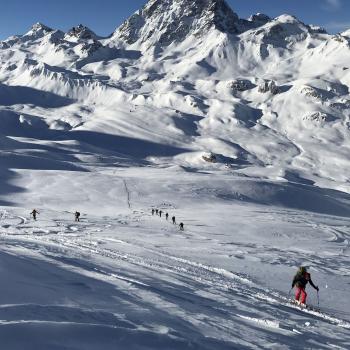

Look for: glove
[316,286,319,291]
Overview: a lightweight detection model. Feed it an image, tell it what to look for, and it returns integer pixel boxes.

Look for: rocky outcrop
[65,24,98,41]
[228,79,254,92]
[258,80,279,94]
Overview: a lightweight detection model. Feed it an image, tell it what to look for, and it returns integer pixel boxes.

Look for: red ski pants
[295,287,307,304]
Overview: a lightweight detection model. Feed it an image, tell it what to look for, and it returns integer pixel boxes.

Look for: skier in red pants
[292,266,319,305]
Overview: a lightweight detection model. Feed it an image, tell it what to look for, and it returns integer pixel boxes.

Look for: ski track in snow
[123,179,132,210]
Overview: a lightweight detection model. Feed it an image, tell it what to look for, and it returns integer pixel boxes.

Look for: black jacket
[292,272,318,290]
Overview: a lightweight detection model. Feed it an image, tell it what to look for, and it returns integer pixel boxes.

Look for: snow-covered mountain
[0,0,349,193]
[0,1,350,348]
[110,0,243,47]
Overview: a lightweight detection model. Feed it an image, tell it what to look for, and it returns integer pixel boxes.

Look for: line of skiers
[151,208,184,231]
[30,209,80,222]
[31,207,186,231]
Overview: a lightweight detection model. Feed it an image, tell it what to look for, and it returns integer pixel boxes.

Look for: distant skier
[30,209,39,221]
[152,209,155,215]
[292,266,319,305]
[172,216,176,225]
[75,211,81,222]
[155,209,159,215]
[159,210,162,217]
[165,213,169,220]
[179,222,184,231]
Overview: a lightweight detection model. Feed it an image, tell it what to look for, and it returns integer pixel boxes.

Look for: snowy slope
[0,0,350,348]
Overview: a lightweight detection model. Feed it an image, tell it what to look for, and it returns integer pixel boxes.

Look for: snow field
[0,166,350,348]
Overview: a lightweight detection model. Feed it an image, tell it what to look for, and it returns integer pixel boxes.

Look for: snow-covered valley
[0,0,350,348]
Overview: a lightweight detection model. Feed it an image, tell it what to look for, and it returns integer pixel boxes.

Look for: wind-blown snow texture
[0,0,350,348]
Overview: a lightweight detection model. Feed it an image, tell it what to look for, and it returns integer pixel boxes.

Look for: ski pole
[288,288,292,298]
[317,290,320,307]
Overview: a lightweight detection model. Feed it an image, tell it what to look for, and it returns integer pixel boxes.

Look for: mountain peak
[248,13,271,25]
[31,23,53,32]
[65,24,98,41]
[244,12,328,49]
[273,14,326,33]
[112,0,240,47]
[25,23,54,37]
[342,28,350,37]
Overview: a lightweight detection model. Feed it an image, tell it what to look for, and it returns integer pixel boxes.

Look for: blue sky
[0,0,349,39]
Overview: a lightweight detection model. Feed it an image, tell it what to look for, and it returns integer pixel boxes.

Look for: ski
[281,298,350,329]
[288,299,321,313]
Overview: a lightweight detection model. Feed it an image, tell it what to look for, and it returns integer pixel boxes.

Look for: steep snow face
[110,0,242,48]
